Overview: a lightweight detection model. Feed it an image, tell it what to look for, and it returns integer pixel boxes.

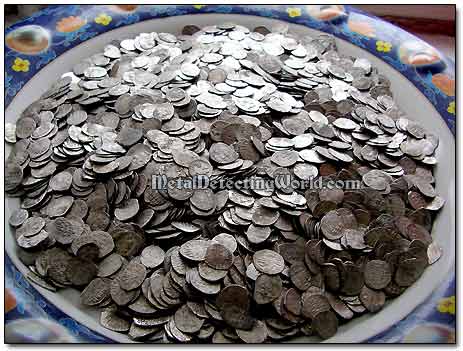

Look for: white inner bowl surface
[5,14,455,343]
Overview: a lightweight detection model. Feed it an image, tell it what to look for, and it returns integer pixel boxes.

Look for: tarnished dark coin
[289,262,312,291]
[364,260,392,290]
[118,261,147,291]
[174,304,204,333]
[217,284,253,330]
[359,286,386,313]
[182,24,201,35]
[283,288,302,316]
[340,262,364,296]
[236,320,268,343]
[395,256,427,287]
[301,293,330,319]
[205,243,233,270]
[254,274,282,304]
[98,253,123,277]
[312,310,338,340]
[72,231,114,258]
[66,257,98,286]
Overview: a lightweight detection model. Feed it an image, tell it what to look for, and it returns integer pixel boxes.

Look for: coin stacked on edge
[6,22,444,343]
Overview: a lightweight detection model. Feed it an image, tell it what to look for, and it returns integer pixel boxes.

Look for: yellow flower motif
[193,5,205,10]
[447,101,455,115]
[376,40,392,53]
[437,295,455,314]
[95,13,112,26]
[287,7,302,18]
[12,57,30,72]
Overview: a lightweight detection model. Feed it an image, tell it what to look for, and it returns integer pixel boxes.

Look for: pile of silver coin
[6,22,444,343]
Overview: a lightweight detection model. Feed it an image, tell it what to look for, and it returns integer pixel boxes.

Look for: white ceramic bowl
[5,14,455,343]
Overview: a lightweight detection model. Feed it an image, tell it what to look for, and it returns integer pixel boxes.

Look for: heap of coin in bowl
[5,22,445,342]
